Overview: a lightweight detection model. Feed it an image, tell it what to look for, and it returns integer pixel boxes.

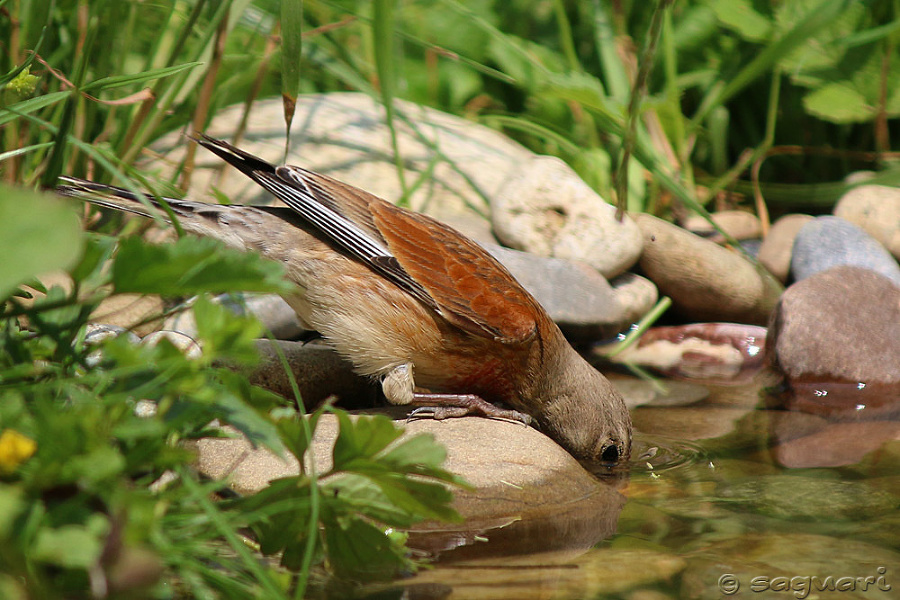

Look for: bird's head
[537,346,632,466]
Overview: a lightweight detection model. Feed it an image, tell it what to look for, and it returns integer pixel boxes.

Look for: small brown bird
[58,135,632,463]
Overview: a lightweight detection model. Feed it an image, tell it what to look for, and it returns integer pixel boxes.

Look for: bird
[57,134,632,464]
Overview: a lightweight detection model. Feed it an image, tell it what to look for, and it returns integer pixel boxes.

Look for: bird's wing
[196,135,539,344]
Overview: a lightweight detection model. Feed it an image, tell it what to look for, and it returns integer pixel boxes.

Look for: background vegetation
[2,0,899,597]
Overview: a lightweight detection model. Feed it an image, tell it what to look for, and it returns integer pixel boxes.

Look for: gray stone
[491,155,643,278]
[608,376,709,409]
[141,330,202,358]
[248,340,378,410]
[483,243,628,341]
[634,214,779,324]
[631,406,751,441]
[834,184,900,260]
[757,213,813,282]
[767,266,900,386]
[165,293,306,341]
[791,215,900,285]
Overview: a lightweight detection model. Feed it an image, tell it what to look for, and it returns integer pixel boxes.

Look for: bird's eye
[600,444,620,463]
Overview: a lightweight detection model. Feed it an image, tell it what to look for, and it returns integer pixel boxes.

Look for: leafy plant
[0,186,464,598]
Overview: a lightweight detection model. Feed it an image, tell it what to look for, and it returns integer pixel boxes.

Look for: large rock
[834,184,900,260]
[634,214,779,324]
[766,266,900,412]
[194,413,625,546]
[792,216,900,285]
[490,155,644,278]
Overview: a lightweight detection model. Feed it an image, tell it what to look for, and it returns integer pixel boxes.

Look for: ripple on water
[629,432,710,474]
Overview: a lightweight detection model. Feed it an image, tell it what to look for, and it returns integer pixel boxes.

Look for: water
[363,372,900,599]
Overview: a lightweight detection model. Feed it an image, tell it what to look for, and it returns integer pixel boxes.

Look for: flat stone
[834,184,900,260]
[791,216,900,285]
[757,213,813,282]
[491,155,644,278]
[90,293,166,337]
[606,323,767,383]
[766,266,900,387]
[634,214,778,324]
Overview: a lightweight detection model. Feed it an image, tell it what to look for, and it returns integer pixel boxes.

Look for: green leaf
[803,82,872,123]
[80,62,202,93]
[709,0,772,42]
[192,295,263,364]
[111,236,293,296]
[0,185,83,301]
[331,411,403,471]
[322,514,413,581]
[210,378,286,458]
[32,523,105,569]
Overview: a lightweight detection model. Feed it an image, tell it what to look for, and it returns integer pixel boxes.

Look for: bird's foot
[406,393,532,426]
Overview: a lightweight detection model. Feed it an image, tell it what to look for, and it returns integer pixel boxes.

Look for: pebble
[683,210,762,243]
[834,184,900,260]
[634,214,779,324]
[771,421,900,468]
[757,213,813,282]
[608,273,659,328]
[490,155,644,278]
[766,266,900,393]
[791,215,900,285]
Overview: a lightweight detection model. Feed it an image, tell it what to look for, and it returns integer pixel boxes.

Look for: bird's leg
[381,363,532,425]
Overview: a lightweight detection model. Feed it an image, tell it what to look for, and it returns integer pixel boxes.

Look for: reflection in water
[363,374,900,600]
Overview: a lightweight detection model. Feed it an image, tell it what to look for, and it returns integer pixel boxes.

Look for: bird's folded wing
[196,135,539,345]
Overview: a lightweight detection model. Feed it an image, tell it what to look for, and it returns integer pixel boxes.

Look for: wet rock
[631,406,751,441]
[194,414,623,528]
[757,213,813,282]
[248,339,378,410]
[491,155,643,278]
[634,214,779,324]
[165,293,306,340]
[791,216,900,285]
[834,184,900,260]
[770,421,900,468]
[608,376,709,409]
[606,323,767,383]
[766,266,900,405]
[483,243,627,341]
[683,210,762,243]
